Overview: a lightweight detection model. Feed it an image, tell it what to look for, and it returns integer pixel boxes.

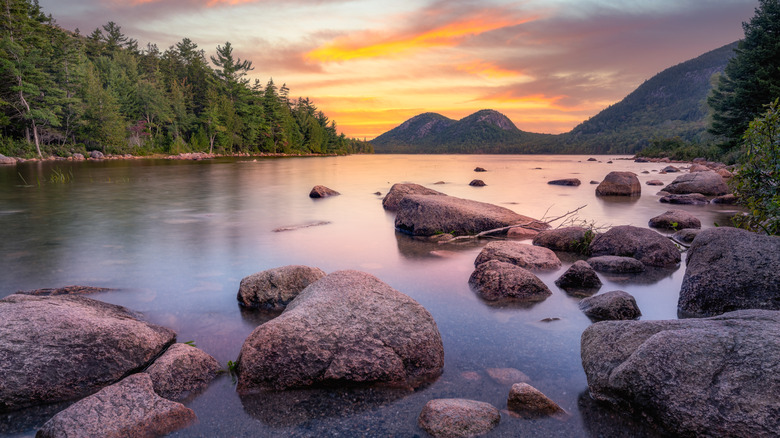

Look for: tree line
[0,0,372,158]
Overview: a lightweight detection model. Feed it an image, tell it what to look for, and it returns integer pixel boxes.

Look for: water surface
[0,155,741,436]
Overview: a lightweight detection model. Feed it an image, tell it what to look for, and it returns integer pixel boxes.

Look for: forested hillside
[0,0,371,158]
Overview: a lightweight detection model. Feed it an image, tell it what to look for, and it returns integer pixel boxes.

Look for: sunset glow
[43,0,755,139]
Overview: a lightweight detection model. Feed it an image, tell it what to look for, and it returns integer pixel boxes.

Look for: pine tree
[708,0,780,148]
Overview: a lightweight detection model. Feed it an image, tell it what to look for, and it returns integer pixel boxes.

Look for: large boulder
[581,310,780,437]
[579,290,641,321]
[679,228,780,317]
[145,343,221,401]
[237,265,326,310]
[418,399,500,438]
[0,294,175,412]
[395,194,540,237]
[648,209,701,230]
[474,241,561,271]
[0,154,16,165]
[589,225,680,268]
[382,183,445,211]
[532,226,592,253]
[468,260,552,303]
[236,270,444,392]
[662,171,729,196]
[37,374,196,438]
[595,172,641,196]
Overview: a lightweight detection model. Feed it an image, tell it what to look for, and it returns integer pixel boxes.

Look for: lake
[0,155,742,437]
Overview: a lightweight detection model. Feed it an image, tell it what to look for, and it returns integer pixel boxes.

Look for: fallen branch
[448,205,587,242]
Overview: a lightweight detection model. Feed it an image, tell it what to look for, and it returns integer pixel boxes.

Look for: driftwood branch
[448,205,587,242]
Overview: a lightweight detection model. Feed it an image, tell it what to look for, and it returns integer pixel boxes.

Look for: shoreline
[0,151,344,164]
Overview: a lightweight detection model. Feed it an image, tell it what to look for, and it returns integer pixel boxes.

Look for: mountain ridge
[371,41,738,154]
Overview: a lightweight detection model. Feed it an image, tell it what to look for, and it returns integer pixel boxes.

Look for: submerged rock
[662,171,728,196]
[712,193,738,204]
[579,290,641,321]
[486,367,531,386]
[587,255,646,273]
[659,193,709,205]
[15,285,111,296]
[589,225,680,268]
[469,179,486,187]
[394,194,540,237]
[145,343,221,401]
[0,294,175,412]
[581,309,780,437]
[596,172,641,196]
[418,399,500,438]
[37,374,196,438]
[648,209,701,230]
[309,185,340,198]
[646,180,664,186]
[237,265,326,310]
[679,228,780,317]
[474,167,487,172]
[382,183,445,211]
[507,383,565,418]
[469,260,552,303]
[532,226,592,253]
[548,178,581,186]
[671,228,701,245]
[236,270,444,392]
[474,241,561,271]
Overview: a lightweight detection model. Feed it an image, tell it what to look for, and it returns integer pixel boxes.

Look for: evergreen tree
[708,0,780,148]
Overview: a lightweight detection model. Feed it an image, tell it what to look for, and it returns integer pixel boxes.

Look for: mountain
[371,42,738,154]
[372,109,553,153]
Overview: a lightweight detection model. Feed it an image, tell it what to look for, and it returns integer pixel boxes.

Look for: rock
[474,167,487,172]
[634,157,649,163]
[474,241,561,271]
[469,179,486,187]
[507,383,565,418]
[595,172,641,196]
[468,260,552,303]
[606,160,613,164]
[581,310,780,437]
[579,290,641,321]
[688,163,710,172]
[661,165,680,173]
[648,209,701,230]
[0,294,175,412]
[145,343,221,401]
[679,228,780,317]
[418,399,500,438]
[506,227,539,240]
[646,180,664,186]
[692,157,707,163]
[532,226,591,253]
[72,153,85,161]
[395,194,540,237]
[662,171,729,196]
[15,285,111,296]
[589,180,600,184]
[586,256,646,273]
[236,270,444,392]
[0,154,16,165]
[37,374,196,438]
[485,368,530,386]
[659,193,709,205]
[237,265,326,310]
[88,150,104,159]
[382,183,445,211]
[587,157,598,161]
[671,228,701,244]
[712,193,738,204]
[548,178,581,186]
[309,185,340,198]
[589,225,680,268]
[717,168,733,178]
[555,261,602,293]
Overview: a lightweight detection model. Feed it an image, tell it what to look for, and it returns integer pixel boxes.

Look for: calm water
[0,155,741,437]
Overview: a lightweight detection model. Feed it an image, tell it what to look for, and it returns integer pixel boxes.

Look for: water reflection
[577,391,663,438]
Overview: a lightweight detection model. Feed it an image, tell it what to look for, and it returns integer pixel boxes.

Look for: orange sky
[41,0,755,139]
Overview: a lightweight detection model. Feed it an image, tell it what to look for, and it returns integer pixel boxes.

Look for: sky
[38,0,757,139]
